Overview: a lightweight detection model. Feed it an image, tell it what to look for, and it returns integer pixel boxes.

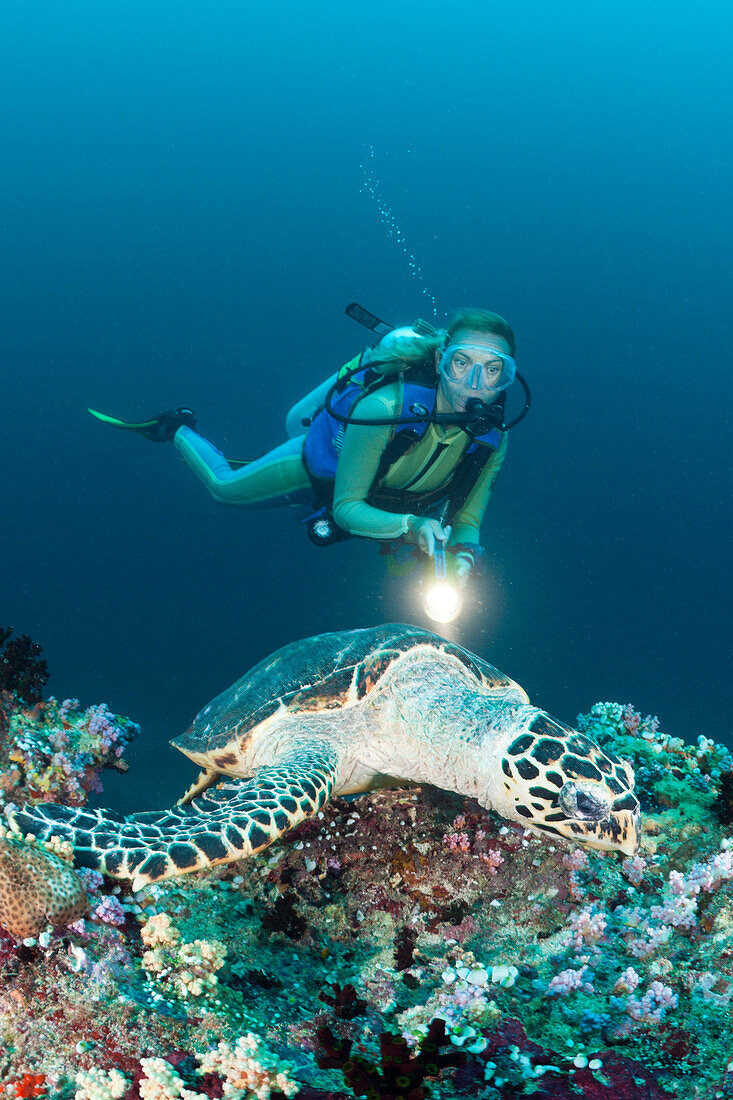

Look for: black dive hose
[323,361,532,433]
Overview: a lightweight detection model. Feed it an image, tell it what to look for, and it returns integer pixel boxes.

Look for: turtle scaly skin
[5,626,640,890]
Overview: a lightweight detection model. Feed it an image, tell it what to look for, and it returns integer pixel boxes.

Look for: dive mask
[439,343,516,392]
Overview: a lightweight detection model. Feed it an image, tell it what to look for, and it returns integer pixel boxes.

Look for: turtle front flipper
[175,766,223,807]
[5,741,341,890]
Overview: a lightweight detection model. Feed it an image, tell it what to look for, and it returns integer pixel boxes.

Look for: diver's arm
[449,432,508,548]
[331,387,416,540]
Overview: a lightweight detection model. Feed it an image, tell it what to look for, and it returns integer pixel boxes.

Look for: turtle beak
[586,803,641,856]
[546,798,640,857]
[555,782,640,857]
[616,806,641,856]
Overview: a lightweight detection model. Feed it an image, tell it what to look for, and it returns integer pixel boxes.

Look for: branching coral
[0,826,87,938]
[578,702,733,808]
[74,1066,130,1100]
[136,1058,196,1100]
[196,1035,300,1099]
[140,911,226,1000]
[441,811,505,872]
[82,1038,300,1100]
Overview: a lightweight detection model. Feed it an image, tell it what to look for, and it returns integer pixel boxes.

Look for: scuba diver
[91,305,530,620]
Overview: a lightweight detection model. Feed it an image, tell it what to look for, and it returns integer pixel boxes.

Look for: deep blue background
[2,1,731,810]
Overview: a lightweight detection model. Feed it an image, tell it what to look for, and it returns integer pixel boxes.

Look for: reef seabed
[0,689,732,1099]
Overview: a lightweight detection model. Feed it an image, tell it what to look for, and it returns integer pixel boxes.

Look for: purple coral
[1,693,138,807]
[625,980,678,1024]
[547,966,594,996]
[91,895,126,927]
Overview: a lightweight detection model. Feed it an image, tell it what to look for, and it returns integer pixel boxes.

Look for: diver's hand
[450,544,483,588]
[405,516,451,557]
[453,555,472,589]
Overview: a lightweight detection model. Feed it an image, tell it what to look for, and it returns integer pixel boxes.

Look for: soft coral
[10,1074,47,1099]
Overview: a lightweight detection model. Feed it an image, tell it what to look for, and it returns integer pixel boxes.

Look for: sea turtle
[5,625,639,890]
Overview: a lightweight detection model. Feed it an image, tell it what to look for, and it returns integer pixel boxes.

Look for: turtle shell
[172,624,520,757]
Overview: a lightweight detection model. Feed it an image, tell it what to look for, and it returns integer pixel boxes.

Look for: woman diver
[95,306,527,594]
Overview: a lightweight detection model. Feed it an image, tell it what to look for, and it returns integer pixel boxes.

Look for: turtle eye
[559,782,609,821]
[576,790,602,816]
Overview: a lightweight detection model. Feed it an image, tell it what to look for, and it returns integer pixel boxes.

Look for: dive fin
[88,406,197,442]
[88,408,159,432]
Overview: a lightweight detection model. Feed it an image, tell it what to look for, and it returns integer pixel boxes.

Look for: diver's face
[435,330,512,413]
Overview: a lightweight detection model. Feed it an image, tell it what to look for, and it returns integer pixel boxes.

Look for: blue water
[2,1,731,812]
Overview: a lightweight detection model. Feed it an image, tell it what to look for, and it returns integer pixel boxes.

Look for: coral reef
[0,683,732,1097]
[0,671,137,944]
[0,693,138,808]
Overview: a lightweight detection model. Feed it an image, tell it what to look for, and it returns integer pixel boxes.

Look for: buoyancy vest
[302,353,504,523]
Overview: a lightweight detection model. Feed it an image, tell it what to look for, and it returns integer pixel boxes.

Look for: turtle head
[496,713,640,857]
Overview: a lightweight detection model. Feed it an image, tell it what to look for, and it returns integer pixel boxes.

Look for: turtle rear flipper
[5,742,340,889]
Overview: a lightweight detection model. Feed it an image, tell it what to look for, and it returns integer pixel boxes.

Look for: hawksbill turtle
[5,625,639,890]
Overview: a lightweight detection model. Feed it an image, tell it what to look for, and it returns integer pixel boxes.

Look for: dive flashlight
[423,538,462,624]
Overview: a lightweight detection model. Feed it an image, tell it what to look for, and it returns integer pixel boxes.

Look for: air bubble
[360,145,438,316]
